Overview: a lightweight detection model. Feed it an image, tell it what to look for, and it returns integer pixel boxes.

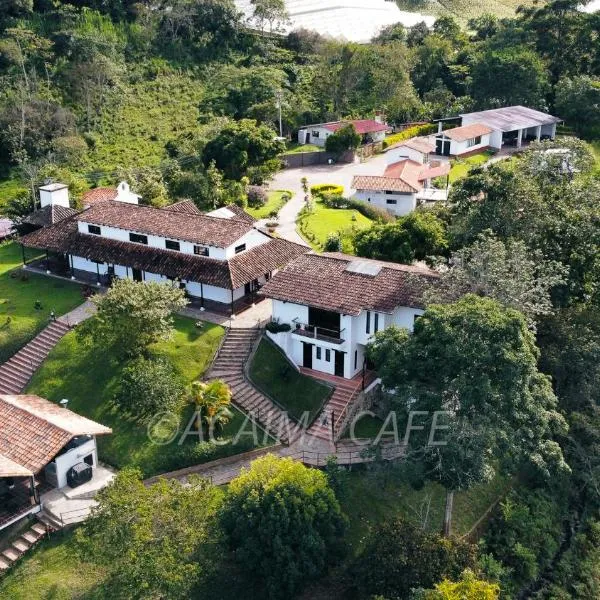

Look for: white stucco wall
[386,146,424,164]
[77,223,228,260]
[448,132,491,156]
[224,229,269,259]
[72,255,108,275]
[353,190,416,216]
[48,437,98,489]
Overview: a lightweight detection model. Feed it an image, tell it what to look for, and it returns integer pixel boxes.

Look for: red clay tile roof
[164,200,202,215]
[20,216,307,289]
[388,136,435,154]
[352,174,417,193]
[419,162,451,180]
[441,123,493,142]
[260,252,437,315]
[23,205,78,228]
[81,187,118,207]
[383,159,423,190]
[0,394,111,475]
[322,119,389,135]
[79,201,254,248]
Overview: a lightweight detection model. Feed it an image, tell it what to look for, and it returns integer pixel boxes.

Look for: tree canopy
[219,455,347,599]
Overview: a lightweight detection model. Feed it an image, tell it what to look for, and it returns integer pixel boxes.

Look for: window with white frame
[467,136,482,147]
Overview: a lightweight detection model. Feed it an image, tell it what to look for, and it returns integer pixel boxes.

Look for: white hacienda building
[21,183,306,315]
[260,253,437,379]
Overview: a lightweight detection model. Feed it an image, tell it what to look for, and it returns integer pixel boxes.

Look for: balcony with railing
[291,320,345,344]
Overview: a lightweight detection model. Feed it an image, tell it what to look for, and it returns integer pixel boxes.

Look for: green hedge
[383,123,436,148]
[320,193,394,223]
[310,183,344,198]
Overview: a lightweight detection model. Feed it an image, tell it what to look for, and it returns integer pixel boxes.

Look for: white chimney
[39,183,69,208]
[374,110,384,124]
[115,181,140,205]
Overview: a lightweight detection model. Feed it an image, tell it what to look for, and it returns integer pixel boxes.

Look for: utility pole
[275,90,283,138]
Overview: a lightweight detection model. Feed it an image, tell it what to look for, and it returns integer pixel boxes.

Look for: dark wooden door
[302,343,313,369]
[334,351,345,377]
[132,268,143,282]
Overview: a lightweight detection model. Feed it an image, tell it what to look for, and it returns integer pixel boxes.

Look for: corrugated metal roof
[460,106,561,132]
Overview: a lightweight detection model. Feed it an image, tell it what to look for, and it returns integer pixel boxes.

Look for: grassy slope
[87,73,204,174]
[0,530,105,600]
[341,469,509,551]
[249,337,331,423]
[25,316,269,477]
[297,200,372,252]
[448,151,493,183]
[285,142,323,154]
[246,190,290,219]
[0,242,84,361]
[0,175,27,212]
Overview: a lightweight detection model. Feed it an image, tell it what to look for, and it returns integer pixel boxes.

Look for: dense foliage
[352,518,477,599]
[219,455,347,599]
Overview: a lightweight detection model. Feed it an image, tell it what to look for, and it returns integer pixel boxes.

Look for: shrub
[345,198,395,222]
[324,233,342,252]
[265,321,291,333]
[325,123,361,154]
[117,356,186,421]
[310,183,344,198]
[247,185,268,207]
[320,193,348,208]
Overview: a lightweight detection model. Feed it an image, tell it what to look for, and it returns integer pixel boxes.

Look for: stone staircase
[208,329,297,445]
[305,375,361,442]
[0,518,55,575]
[0,320,71,394]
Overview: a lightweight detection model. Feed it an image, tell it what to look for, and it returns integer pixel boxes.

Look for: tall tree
[470,46,550,109]
[78,279,187,357]
[76,469,223,599]
[368,295,569,535]
[427,231,566,323]
[220,455,347,599]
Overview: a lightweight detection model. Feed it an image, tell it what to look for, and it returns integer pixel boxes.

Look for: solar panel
[345,260,382,276]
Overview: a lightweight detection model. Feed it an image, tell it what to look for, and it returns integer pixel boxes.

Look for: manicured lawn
[249,337,331,423]
[0,529,105,600]
[285,142,323,154]
[344,413,384,439]
[297,199,373,252]
[26,316,270,477]
[448,151,494,183]
[245,189,291,219]
[0,242,84,362]
[341,469,510,552]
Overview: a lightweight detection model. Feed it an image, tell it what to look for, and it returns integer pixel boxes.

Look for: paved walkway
[180,299,272,329]
[266,153,390,244]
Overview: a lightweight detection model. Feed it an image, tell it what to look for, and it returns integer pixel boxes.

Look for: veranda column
[516,128,523,149]
[536,125,541,142]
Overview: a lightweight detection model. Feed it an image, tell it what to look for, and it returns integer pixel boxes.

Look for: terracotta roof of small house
[20,215,307,290]
[163,200,203,215]
[388,136,436,154]
[0,394,111,475]
[441,123,493,142]
[23,204,78,228]
[81,187,118,207]
[260,252,437,316]
[321,119,389,135]
[352,174,417,193]
[79,201,254,248]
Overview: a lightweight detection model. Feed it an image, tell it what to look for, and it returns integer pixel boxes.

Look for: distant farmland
[396,0,536,24]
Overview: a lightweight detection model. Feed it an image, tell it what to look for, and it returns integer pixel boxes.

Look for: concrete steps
[0,518,51,575]
[0,320,71,394]
[207,329,297,445]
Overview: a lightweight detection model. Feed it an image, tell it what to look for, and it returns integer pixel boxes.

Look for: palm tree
[189,380,233,434]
